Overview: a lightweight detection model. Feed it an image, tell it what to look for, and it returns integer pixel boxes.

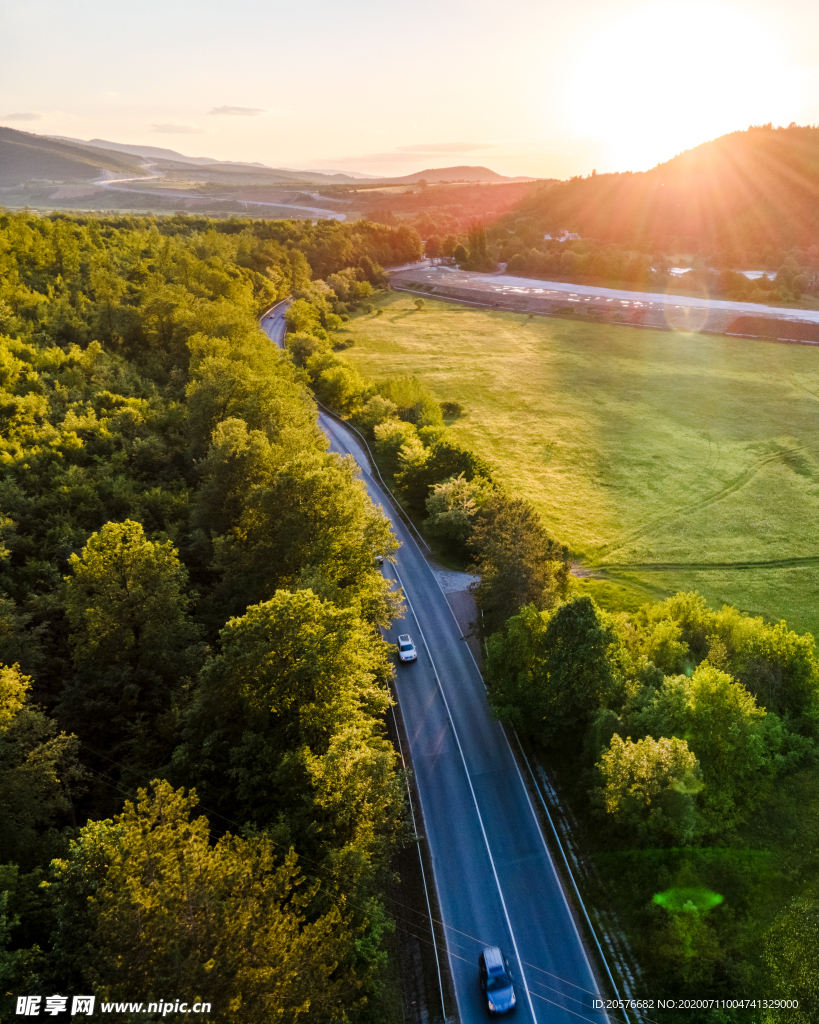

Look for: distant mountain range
[53,137,268,168]
[0,127,143,185]
[38,135,364,184]
[0,127,534,187]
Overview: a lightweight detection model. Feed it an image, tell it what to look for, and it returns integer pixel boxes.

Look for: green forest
[0,210,422,1021]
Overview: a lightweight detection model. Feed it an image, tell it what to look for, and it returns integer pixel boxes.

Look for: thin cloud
[4,111,43,122]
[151,121,208,135]
[208,105,267,116]
[308,148,501,170]
[396,142,500,153]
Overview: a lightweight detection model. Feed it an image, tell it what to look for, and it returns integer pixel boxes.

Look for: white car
[397,634,417,662]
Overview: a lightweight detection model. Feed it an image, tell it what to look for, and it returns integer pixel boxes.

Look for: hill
[380,165,534,184]
[0,126,144,185]
[511,124,819,252]
[0,128,537,217]
[50,137,223,166]
[47,138,400,184]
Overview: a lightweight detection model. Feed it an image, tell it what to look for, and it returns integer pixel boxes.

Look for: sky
[2,0,818,179]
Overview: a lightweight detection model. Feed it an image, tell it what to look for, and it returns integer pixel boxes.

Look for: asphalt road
[261,301,290,346]
[399,264,819,324]
[262,302,604,1023]
[96,173,346,219]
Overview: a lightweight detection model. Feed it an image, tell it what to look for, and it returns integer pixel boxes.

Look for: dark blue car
[479,946,516,1015]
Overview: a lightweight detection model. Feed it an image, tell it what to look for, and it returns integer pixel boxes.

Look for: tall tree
[0,664,86,867]
[397,435,488,513]
[487,596,617,742]
[51,781,371,1023]
[211,453,398,624]
[59,520,203,787]
[425,473,494,554]
[175,589,403,871]
[627,663,771,832]
[598,733,702,843]
[471,496,569,631]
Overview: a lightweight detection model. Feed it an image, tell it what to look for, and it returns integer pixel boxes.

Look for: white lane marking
[388,692,447,1020]
[392,561,540,1024]
[264,305,612,1019]
[385,563,464,1024]
[260,299,290,349]
[426,570,607,1010]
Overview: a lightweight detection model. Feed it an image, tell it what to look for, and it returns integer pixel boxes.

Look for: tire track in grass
[601,555,819,572]
[597,442,816,560]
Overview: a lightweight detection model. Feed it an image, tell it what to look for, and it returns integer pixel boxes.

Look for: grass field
[344,293,819,637]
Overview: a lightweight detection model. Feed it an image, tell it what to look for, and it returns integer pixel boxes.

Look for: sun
[568,1,798,171]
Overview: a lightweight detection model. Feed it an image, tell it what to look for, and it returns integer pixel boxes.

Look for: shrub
[286,332,328,367]
[440,401,464,420]
[352,395,398,438]
[408,396,444,428]
[425,473,493,552]
[373,420,418,476]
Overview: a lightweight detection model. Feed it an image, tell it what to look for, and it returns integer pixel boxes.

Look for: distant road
[261,300,607,1024]
[261,300,290,346]
[397,265,819,325]
[95,173,346,219]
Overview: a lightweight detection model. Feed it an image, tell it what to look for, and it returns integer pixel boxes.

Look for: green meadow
[345,294,819,636]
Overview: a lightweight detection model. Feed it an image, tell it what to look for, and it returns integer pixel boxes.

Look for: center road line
[425,567,623,1013]
[391,559,538,1023]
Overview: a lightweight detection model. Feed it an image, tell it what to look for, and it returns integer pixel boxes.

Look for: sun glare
[568,1,798,171]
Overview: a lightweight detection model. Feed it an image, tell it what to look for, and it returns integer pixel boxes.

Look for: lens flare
[568,1,798,170]
[653,887,724,913]
[663,278,711,332]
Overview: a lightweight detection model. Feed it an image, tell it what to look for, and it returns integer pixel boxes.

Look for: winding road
[261,303,607,1024]
[95,171,347,219]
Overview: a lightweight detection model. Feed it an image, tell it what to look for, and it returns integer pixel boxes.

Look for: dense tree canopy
[0,209,417,1020]
[51,781,371,1023]
[483,577,819,1001]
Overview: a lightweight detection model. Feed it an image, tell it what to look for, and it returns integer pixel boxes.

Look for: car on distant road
[479,946,516,1015]
[397,634,417,662]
